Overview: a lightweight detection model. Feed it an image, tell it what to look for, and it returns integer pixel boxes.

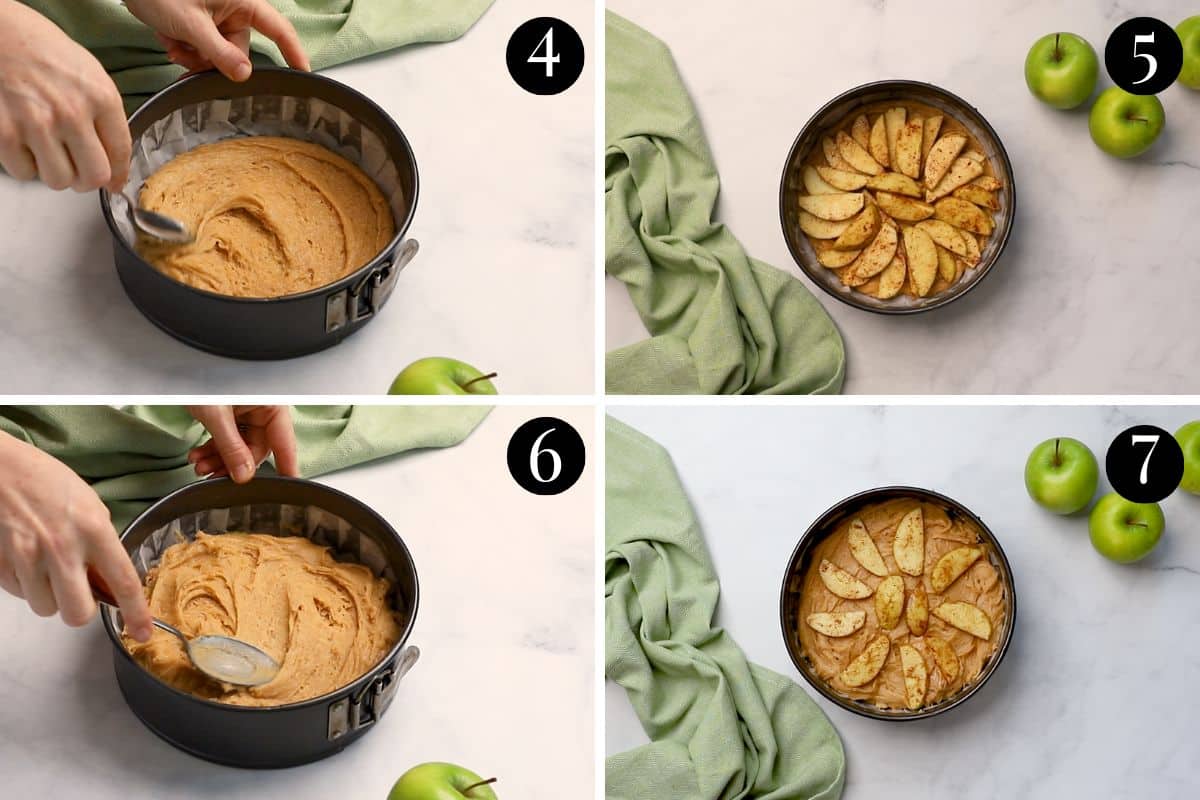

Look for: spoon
[118,188,194,244]
[89,568,279,687]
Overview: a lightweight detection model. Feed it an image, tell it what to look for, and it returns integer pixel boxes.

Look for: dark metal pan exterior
[779,486,1016,721]
[99,68,419,359]
[100,476,419,767]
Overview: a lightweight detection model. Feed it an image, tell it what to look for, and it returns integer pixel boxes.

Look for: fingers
[13,559,56,618]
[63,124,111,193]
[26,129,74,191]
[0,553,21,598]
[88,530,151,642]
[266,408,300,477]
[95,106,131,192]
[189,406,256,482]
[247,1,310,71]
[0,114,37,181]
[45,556,96,628]
[180,11,252,81]
[163,39,215,74]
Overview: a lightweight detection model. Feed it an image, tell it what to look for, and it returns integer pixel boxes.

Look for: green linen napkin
[606,417,845,800]
[0,405,490,530]
[24,0,495,113]
[605,12,846,395]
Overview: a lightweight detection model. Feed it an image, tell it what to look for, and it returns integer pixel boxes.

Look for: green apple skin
[1088,493,1165,563]
[1024,437,1099,514]
[388,763,498,800]
[388,357,498,396]
[1088,88,1165,158]
[1178,17,1200,90]
[1175,420,1200,494]
[1024,32,1099,109]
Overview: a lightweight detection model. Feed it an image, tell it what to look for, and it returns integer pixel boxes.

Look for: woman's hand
[0,0,131,192]
[125,0,310,81]
[0,433,153,640]
[186,406,300,482]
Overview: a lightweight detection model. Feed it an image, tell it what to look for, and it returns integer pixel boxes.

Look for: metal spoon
[119,188,194,244]
[90,569,279,687]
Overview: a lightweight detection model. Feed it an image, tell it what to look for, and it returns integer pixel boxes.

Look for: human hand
[0,433,153,640]
[186,406,300,483]
[0,0,131,192]
[125,0,310,81]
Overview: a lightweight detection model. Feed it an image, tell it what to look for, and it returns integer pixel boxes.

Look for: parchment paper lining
[110,93,408,248]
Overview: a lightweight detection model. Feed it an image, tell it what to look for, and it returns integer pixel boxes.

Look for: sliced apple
[934,197,994,235]
[959,230,981,266]
[798,211,850,239]
[906,584,929,636]
[927,157,984,201]
[922,115,943,163]
[869,114,890,168]
[951,183,1000,211]
[815,165,869,191]
[933,601,992,640]
[971,175,1003,192]
[884,107,906,170]
[866,171,922,197]
[899,644,928,710]
[915,219,969,256]
[894,116,923,178]
[836,130,883,176]
[929,546,983,593]
[873,250,908,300]
[815,242,862,268]
[798,192,864,222]
[926,637,960,681]
[936,246,957,282]
[818,558,872,599]
[874,575,904,629]
[892,507,925,575]
[833,202,881,251]
[822,135,859,172]
[962,149,985,163]
[838,633,890,688]
[851,114,871,150]
[901,225,938,297]
[806,610,867,638]
[875,191,934,222]
[802,165,838,196]
[923,133,967,189]
[846,218,899,282]
[847,518,888,576]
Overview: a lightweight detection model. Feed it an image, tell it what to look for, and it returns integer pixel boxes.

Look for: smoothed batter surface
[137,136,394,298]
[124,532,401,707]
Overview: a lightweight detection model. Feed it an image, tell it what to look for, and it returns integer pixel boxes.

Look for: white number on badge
[528,27,561,78]
[530,428,563,484]
[1131,433,1160,484]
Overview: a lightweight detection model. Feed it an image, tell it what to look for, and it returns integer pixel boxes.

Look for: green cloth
[0,405,490,530]
[605,417,845,800]
[23,0,495,113]
[605,13,845,395]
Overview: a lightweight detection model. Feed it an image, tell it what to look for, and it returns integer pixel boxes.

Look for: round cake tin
[100,476,419,767]
[99,67,419,359]
[779,80,1016,314]
[779,486,1016,721]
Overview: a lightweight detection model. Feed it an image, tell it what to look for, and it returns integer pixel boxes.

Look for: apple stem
[1053,32,1062,61]
[463,777,498,795]
[461,372,498,390]
[1127,116,1149,124]
[1129,522,1148,528]
[1053,438,1061,467]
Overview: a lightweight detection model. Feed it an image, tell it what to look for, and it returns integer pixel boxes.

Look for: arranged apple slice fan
[807,508,994,710]
[796,107,1003,300]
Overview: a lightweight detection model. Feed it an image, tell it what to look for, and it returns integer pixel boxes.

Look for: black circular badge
[507,417,585,496]
[1105,17,1183,95]
[1105,424,1184,503]
[506,17,584,95]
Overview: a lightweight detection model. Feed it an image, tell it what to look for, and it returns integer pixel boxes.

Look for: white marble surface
[0,406,594,799]
[606,405,1200,797]
[606,0,1200,394]
[0,1,593,394]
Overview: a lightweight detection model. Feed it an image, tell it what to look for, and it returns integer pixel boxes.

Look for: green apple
[1088,492,1165,563]
[1088,87,1165,158]
[388,357,498,395]
[1024,437,1099,514]
[388,762,498,800]
[1024,32,1099,109]
[1178,16,1200,90]
[1175,420,1200,494]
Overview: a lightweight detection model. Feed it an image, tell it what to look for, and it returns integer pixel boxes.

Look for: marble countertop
[0,1,593,394]
[606,405,1200,797]
[0,406,594,799]
[606,0,1200,394]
